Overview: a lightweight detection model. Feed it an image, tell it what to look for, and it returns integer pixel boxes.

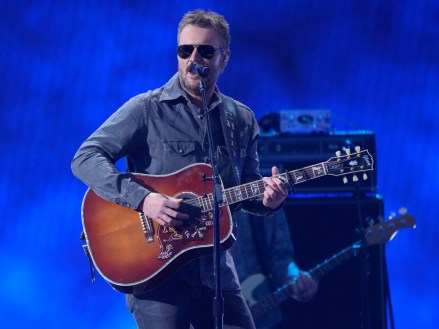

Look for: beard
[179,69,215,97]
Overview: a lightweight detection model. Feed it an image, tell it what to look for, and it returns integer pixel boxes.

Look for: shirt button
[178,149,183,153]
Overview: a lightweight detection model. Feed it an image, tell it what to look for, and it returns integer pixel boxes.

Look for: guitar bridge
[139,212,154,243]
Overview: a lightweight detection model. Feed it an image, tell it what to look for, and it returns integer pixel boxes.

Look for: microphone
[189,62,210,78]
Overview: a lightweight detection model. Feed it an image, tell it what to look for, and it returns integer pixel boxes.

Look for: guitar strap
[80,231,96,283]
[219,95,241,185]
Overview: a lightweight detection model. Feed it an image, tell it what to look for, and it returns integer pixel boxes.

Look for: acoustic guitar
[81,148,373,293]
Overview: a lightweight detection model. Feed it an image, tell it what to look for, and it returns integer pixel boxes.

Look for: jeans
[126,279,255,329]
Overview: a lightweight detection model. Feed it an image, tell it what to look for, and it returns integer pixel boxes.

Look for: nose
[189,47,203,61]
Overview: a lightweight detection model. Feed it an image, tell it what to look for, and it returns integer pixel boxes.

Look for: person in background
[72,9,288,329]
[231,210,319,329]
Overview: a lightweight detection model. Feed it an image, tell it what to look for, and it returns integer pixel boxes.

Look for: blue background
[1,0,438,328]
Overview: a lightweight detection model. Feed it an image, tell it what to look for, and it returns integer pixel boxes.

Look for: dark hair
[177,9,231,49]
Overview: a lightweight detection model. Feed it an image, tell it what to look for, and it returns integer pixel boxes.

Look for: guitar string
[174,170,296,216]
[173,166,327,217]
[172,156,362,215]
[175,178,268,216]
[151,158,363,219]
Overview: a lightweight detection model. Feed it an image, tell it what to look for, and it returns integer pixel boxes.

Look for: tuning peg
[345,148,351,156]
[336,150,341,157]
[399,207,408,215]
[343,176,348,184]
[355,146,361,153]
[352,175,358,182]
[363,173,368,180]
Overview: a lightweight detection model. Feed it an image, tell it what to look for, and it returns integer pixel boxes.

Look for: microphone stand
[198,78,224,329]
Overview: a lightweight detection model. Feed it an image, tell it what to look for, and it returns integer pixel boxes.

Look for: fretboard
[309,242,361,279]
[197,162,328,212]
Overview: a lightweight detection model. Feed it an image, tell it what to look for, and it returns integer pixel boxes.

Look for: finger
[164,197,189,220]
[263,186,278,203]
[295,278,306,294]
[156,213,183,227]
[264,174,288,197]
[263,177,280,191]
[166,197,184,208]
[291,284,305,299]
[164,208,189,221]
[154,216,171,227]
[264,181,287,201]
[301,271,318,288]
[272,174,288,193]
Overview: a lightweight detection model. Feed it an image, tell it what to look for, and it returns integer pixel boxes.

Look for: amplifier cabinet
[257,132,377,192]
[280,194,387,329]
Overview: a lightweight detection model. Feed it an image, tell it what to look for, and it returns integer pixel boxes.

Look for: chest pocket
[163,140,197,173]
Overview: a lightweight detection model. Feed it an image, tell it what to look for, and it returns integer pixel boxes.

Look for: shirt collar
[159,73,184,102]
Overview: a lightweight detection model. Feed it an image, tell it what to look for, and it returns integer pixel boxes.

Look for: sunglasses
[177,44,226,59]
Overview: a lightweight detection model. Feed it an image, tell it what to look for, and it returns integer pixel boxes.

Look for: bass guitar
[241,214,416,321]
[81,148,373,293]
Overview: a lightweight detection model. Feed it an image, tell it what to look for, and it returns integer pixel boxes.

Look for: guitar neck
[248,214,416,321]
[200,163,328,211]
[197,149,374,212]
[308,241,361,279]
[250,241,362,321]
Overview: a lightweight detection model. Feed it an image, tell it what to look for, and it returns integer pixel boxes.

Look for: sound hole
[175,192,202,229]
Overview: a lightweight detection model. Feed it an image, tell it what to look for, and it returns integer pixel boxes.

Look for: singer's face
[177,25,228,99]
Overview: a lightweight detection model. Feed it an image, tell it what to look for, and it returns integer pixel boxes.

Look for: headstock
[325,147,374,183]
[364,214,416,246]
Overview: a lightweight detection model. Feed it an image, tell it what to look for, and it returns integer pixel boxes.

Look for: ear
[222,49,231,70]
[223,48,231,62]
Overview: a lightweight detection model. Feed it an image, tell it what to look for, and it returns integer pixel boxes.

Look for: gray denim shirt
[72,73,278,290]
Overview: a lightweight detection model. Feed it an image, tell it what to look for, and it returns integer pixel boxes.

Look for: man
[72,9,287,329]
[232,210,318,329]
